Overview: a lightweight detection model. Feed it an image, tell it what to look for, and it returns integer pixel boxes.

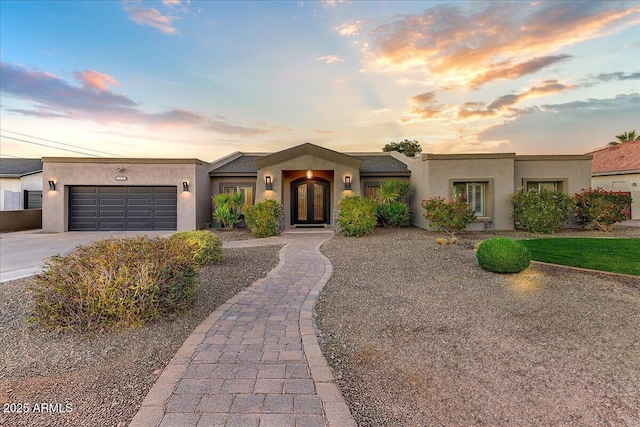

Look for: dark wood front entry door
[291,178,330,225]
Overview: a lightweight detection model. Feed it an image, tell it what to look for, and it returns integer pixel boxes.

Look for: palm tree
[608,130,640,146]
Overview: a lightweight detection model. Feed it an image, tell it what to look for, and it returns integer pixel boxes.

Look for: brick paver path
[130,232,356,427]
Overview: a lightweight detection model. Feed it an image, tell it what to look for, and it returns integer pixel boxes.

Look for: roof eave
[592,169,640,176]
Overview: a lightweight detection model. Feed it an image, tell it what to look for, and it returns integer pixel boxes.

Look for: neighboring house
[590,140,640,220]
[0,158,43,211]
[41,142,593,232]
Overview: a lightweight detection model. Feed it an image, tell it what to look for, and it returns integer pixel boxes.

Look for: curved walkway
[130,232,356,427]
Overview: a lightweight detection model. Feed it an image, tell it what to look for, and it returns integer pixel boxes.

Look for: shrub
[337,196,377,237]
[243,199,282,237]
[168,230,223,266]
[510,188,574,233]
[212,193,244,229]
[376,201,412,228]
[376,179,412,227]
[421,196,476,236]
[476,237,531,274]
[29,237,198,331]
[574,188,632,231]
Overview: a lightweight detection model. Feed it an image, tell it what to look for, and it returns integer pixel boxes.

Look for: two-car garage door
[69,186,177,231]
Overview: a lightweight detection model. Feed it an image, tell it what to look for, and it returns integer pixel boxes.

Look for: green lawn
[519,238,640,276]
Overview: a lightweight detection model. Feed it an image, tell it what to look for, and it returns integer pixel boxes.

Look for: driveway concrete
[0,229,173,283]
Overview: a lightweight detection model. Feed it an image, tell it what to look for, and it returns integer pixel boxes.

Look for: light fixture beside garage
[182,181,189,192]
[48,180,56,191]
[265,176,273,190]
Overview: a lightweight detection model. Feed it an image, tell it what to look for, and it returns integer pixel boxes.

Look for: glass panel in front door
[313,183,324,221]
[297,183,307,221]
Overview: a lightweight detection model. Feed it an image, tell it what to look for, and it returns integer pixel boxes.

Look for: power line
[0,153,21,158]
[0,135,101,157]
[0,129,125,157]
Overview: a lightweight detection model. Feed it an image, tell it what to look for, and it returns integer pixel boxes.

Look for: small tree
[383,139,422,157]
[421,196,476,237]
[574,188,632,231]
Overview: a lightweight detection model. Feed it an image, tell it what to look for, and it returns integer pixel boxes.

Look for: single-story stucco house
[590,140,639,220]
[0,158,43,211]
[41,142,593,233]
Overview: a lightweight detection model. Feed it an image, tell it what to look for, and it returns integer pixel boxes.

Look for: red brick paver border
[129,232,356,427]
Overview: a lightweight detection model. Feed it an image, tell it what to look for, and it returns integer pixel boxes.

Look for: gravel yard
[0,241,282,427]
[316,227,640,427]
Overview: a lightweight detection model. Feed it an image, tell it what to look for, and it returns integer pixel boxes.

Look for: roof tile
[591,141,640,174]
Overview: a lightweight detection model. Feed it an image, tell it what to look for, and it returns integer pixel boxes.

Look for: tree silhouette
[383,139,422,157]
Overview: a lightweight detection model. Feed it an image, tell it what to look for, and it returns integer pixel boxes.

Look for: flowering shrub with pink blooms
[421,196,476,236]
[574,188,632,231]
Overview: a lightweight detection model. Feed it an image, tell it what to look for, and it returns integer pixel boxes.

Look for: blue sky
[1,0,639,161]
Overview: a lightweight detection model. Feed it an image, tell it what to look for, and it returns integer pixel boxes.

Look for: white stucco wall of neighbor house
[0,178,21,210]
[42,158,209,232]
[592,172,640,220]
[0,172,43,211]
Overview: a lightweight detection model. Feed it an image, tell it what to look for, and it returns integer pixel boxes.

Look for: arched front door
[291,178,330,225]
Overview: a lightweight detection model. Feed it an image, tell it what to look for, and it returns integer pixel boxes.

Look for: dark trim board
[68,186,177,231]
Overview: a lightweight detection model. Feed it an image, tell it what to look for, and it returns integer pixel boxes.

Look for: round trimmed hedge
[476,237,531,274]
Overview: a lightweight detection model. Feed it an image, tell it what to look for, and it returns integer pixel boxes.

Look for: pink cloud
[458,80,574,119]
[1,63,286,136]
[123,3,178,34]
[367,2,640,88]
[73,70,119,91]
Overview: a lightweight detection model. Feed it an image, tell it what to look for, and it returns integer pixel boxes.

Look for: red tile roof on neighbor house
[591,140,640,174]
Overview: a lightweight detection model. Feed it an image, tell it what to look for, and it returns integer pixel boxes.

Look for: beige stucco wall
[592,172,640,219]
[405,154,516,231]
[403,154,593,231]
[514,156,592,194]
[255,153,360,226]
[42,158,209,232]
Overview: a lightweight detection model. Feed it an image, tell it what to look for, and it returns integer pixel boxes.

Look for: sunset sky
[1,1,639,161]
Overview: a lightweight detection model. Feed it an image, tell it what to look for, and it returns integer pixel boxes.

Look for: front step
[293,224,328,229]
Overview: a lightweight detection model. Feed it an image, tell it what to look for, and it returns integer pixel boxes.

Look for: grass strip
[519,238,640,276]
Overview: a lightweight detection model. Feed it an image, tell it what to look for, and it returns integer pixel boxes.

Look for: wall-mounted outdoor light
[48,180,56,191]
[306,170,313,179]
[265,176,273,190]
[182,181,189,192]
[344,176,351,190]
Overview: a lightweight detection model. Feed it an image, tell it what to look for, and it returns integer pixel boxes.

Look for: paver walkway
[130,232,356,427]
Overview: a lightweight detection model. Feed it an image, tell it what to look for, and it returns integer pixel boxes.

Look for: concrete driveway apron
[130,231,356,427]
[0,230,172,283]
